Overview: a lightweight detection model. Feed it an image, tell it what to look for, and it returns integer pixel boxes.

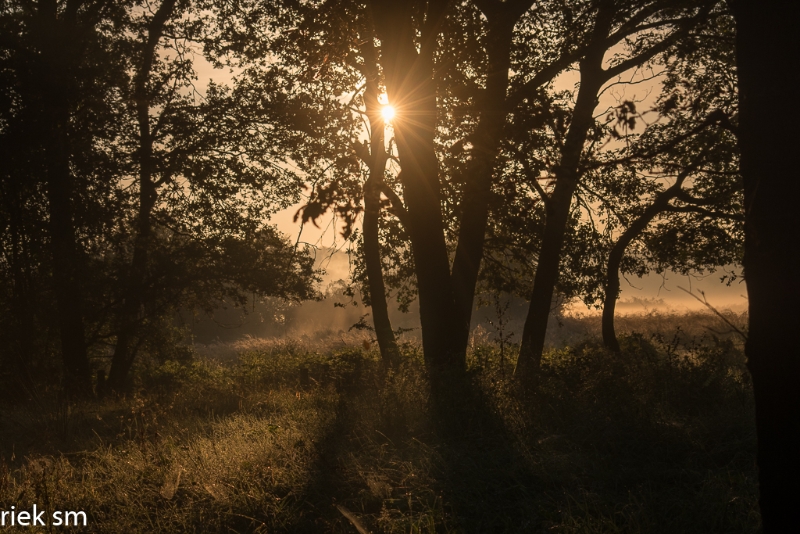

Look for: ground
[0,312,759,533]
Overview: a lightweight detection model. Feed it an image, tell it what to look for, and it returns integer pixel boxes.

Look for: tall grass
[0,314,758,532]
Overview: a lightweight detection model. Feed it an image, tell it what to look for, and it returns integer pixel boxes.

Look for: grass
[0,316,759,532]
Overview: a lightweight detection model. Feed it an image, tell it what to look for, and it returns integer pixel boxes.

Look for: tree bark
[450,10,517,361]
[363,177,400,364]
[360,31,400,365]
[729,1,800,530]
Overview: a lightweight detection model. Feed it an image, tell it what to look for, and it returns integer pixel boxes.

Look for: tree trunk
[602,195,673,352]
[4,195,37,395]
[107,0,177,393]
[363,176,400,364]
[107,229,151,392]
[359,24,400,365]
[450,16,515,359]
[515,53,604,383]
[371,0,463,390]
[44,106,93,396]
[729,1,800,530]
[35,6,92,396]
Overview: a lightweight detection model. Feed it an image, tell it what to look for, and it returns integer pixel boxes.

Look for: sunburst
[381,105,395,122]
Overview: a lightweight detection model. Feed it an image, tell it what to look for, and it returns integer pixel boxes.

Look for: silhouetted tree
[107,0,179,393]
[0,0,317,394]
[105,0,318,391]
[357,23,402,365]
[0,0,132,396]
[265,0,725,403]
[363,0,589,397]
[514,0,719,384]
[728,0,800,529]
[601,134,742,351]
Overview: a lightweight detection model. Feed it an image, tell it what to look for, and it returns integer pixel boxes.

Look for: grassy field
[0,312,759,533]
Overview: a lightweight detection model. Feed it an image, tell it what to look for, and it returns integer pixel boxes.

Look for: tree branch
[377,182,410,227]
[603,4,713,81]
[506,49,583,109]
[581,109,730,172]
[675,188,728,206]
[665,204,743,221]
[677,286,747,341]
[503,141,553,213]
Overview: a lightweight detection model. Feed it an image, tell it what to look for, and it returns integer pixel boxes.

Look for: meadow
[0,311,759,533]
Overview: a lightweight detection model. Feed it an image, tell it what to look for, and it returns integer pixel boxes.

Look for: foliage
[0,0,319,390]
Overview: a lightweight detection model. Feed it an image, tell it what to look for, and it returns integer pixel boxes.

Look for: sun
[381,105,395,122]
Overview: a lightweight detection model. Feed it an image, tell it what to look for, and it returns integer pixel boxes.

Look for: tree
[366,0,591,398]
[514,0,720,383]
[599,7,742,351]
[357,23,402,365]
[275,0,634,399]
[267,0,535,384]
[367,0,464,392]
[601,131,742,351]
[107,0,179,392]
[0,0,317,394]
[0,0,132,396]
[728,0,800,529]
[105,0,317,391]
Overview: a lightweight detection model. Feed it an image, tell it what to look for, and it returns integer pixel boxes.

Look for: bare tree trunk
[729,1,800,530]
[363,177,400,364]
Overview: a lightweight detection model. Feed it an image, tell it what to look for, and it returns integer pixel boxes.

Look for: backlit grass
[0,321,758,532]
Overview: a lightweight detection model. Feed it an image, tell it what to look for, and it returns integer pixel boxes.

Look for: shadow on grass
[431,377,546,532]
[0,335,760,533]
[280,358,547,533]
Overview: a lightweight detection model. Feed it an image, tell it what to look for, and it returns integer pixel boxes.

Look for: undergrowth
[0,327,758,533]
